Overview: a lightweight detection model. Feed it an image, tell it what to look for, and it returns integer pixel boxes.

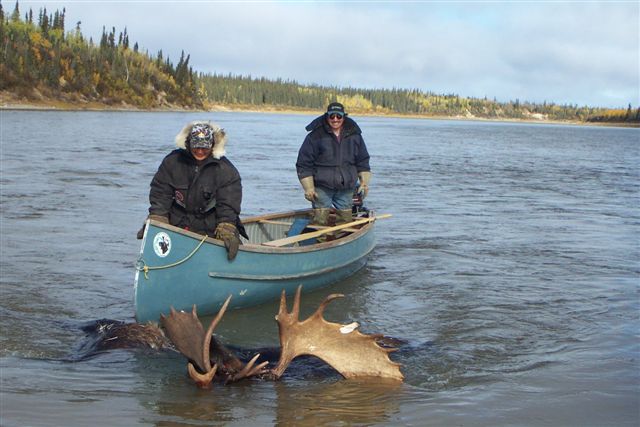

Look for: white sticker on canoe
[153,232,171,257]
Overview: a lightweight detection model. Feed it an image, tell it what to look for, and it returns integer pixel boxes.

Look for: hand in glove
[136,215,169,239]
[299,176,318,202]
[214,222,240,261]
[357,171,371,199]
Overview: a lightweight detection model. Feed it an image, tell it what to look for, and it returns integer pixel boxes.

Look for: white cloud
[16,1,640,107]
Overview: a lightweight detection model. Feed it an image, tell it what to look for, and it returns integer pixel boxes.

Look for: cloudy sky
[18,0,640,108]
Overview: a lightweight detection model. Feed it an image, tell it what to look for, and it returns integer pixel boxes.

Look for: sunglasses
[329,113,344,120]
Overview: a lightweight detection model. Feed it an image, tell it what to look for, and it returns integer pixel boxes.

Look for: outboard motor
[352,182,369,216]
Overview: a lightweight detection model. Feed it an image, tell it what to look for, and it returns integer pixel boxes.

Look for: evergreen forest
[2,1,638,124]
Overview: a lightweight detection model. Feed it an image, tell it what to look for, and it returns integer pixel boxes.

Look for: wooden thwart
[262,214,391,247]
[258,219,359,233]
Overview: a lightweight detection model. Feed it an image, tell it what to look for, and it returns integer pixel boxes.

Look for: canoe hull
[134,210,375,323]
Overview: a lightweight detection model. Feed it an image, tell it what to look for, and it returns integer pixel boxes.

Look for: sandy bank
[1,90,635,128]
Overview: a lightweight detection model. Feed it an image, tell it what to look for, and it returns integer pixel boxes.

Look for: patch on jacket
[174,190,186,208]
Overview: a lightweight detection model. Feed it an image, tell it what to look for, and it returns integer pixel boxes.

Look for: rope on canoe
[136,234,208,280]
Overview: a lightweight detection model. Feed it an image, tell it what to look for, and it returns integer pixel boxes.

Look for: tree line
[199,73,639,123]
[2,1,638,124]
[1,1,202,108]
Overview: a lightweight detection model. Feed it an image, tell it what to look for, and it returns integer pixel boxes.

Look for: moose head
[160,285,404,387]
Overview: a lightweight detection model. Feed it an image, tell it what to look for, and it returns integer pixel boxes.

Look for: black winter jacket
[148,149,242,236]
[296,115,370,191]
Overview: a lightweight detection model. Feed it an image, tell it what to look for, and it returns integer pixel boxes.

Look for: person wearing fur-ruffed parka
[137,120,244,260]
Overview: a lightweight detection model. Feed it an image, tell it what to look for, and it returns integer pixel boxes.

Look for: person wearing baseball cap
[137,120,245,260]
[296,102,372,227]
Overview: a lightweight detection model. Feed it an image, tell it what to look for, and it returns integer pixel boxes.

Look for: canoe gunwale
[147,208,375,254]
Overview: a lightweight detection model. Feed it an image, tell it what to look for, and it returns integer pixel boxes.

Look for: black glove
[136,222,146,239]
[214,222,240,261]
[136,215,169,239]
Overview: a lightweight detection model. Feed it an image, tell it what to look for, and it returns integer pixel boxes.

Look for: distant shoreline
[2,91,637,128]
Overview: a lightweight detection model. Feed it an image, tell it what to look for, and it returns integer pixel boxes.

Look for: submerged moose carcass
[160,285,404,387]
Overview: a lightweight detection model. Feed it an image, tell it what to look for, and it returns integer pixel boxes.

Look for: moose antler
[161,287,403,386]
[160,296,268,387]
[270,285,404,381]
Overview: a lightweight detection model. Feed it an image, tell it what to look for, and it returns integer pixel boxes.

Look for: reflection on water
[133,356,403,426]
[273,379,403,426]
[1,111,639,426]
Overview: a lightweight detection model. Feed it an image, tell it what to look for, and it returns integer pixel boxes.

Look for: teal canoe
[134,209,380,323]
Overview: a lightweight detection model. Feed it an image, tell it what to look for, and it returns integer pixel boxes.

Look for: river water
[0,111,638,426]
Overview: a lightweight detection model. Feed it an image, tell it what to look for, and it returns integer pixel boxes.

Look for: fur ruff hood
[174,120,227,159]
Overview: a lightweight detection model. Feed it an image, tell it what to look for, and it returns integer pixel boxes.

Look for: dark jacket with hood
[148,120,243,237]
[296,114,370,191]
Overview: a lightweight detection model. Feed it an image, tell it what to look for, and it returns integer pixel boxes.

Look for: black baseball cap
[326,102,346,116]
